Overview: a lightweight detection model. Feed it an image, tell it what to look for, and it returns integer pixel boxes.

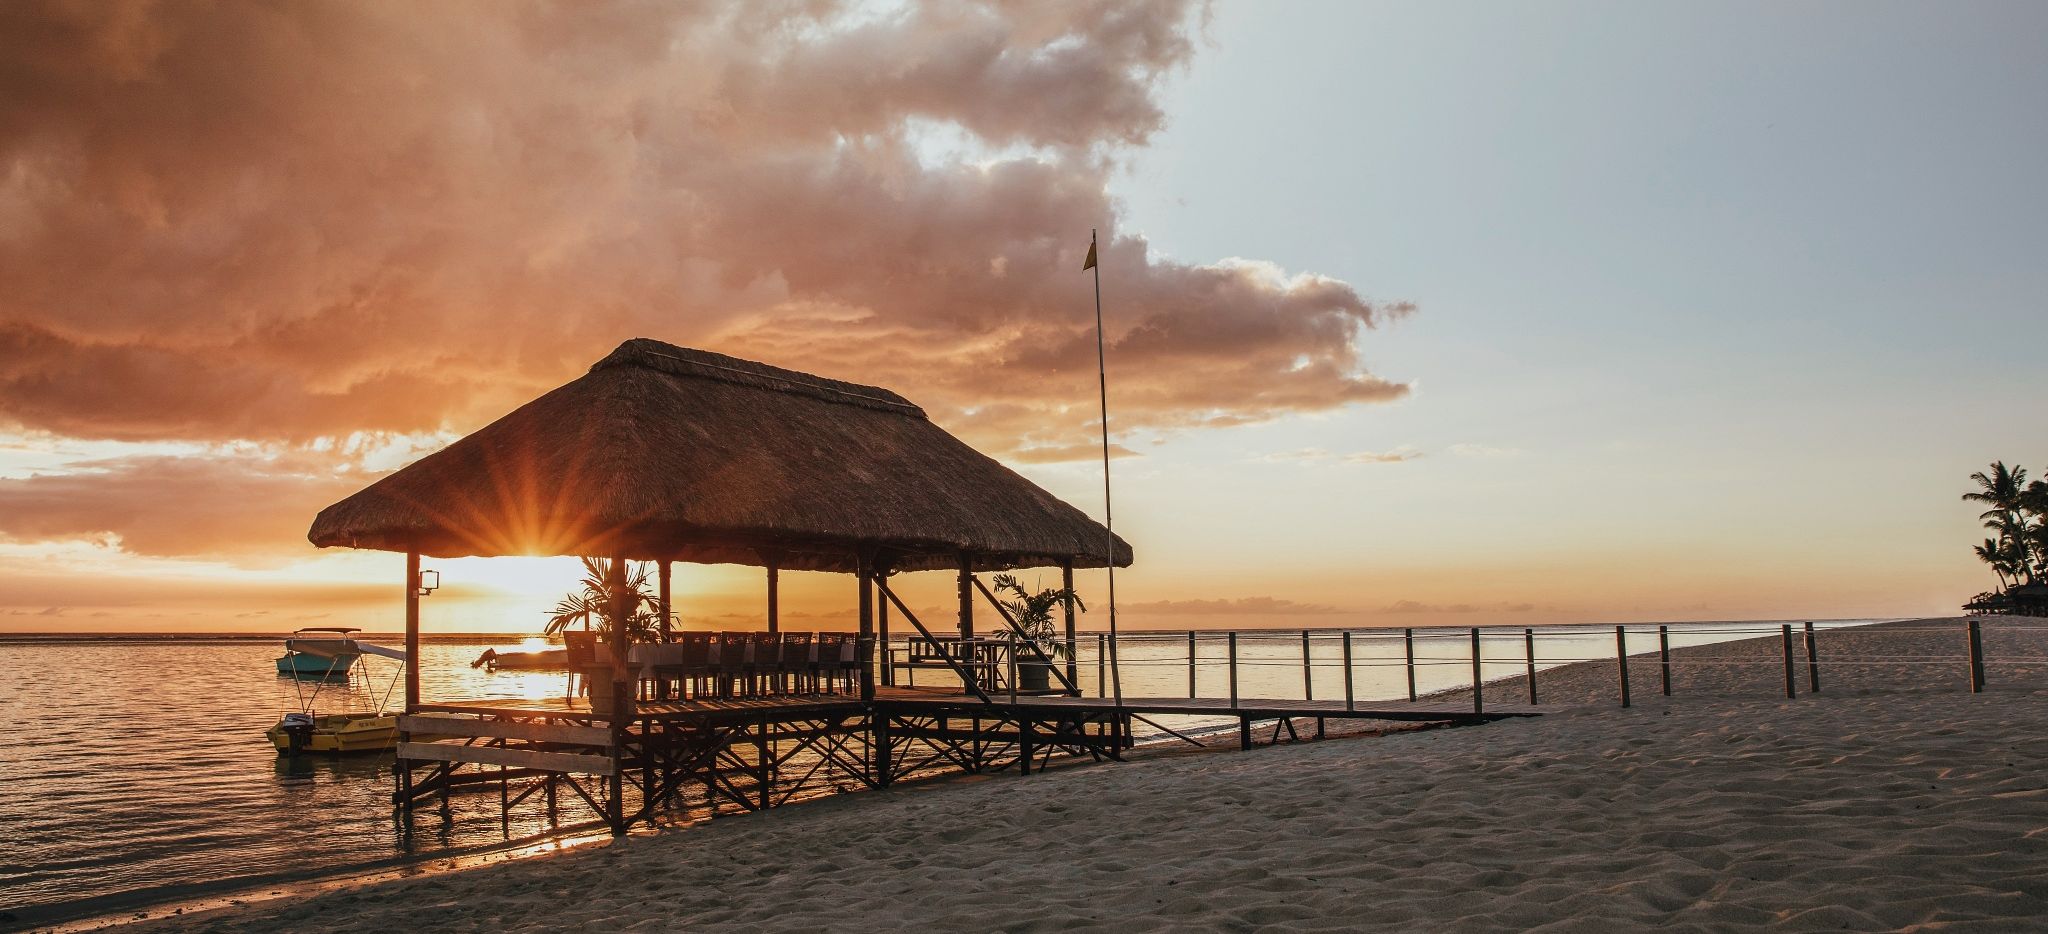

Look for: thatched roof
[308,339,1132,573]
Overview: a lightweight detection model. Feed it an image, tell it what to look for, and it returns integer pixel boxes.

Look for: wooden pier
[393,686,1539,834]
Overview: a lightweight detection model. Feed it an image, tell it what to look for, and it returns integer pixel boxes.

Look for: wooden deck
[395,687,1544,833]
[873,685,1539,722]
[415,687,1536,725]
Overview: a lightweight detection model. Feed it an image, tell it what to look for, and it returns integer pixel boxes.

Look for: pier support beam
[404,550,420,713]
[858,550,876,702]
[766,557,779,633]
[956,553,974,642]
[1062,560,1078,695]
[658,560,673,642]
[876,561,892,686]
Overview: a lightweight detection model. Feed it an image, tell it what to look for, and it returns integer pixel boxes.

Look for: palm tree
[1965,461,2033,585]
[2024,479,2048,578]
[1976,537,2014,590]
[544,556,663,644]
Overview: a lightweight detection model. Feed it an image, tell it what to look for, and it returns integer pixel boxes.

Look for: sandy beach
[95,617,2048,932]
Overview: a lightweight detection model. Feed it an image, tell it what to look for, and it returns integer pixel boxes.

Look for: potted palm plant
[989,573,1085,693]
[545,557,662,714]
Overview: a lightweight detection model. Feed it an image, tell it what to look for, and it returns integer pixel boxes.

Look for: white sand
[105,617,2048,932]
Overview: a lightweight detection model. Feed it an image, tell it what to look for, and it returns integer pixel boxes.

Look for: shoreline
[36,615,2048,932]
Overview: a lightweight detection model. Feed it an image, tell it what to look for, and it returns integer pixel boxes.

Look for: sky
[1,1,2042,634]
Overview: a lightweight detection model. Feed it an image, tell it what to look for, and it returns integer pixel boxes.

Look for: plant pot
[1017,660,1053,693]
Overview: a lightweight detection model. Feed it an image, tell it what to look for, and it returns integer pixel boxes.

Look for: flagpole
[1087,228,1124,708]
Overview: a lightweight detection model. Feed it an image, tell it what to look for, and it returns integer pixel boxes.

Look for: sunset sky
[2,1,2043,634]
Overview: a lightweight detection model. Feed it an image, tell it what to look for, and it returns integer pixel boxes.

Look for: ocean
[0,620,1894,925]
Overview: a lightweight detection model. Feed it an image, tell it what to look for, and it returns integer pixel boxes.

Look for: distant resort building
[1965,583,2048,617]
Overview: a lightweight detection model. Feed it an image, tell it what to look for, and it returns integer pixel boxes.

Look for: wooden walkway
[393,687,1544,832]
[414,688,1539,726]
[875,686,1538,721]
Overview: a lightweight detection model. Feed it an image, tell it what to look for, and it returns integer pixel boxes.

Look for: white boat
[275,626,366,678]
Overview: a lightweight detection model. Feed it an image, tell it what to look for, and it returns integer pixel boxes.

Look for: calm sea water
[0,621,1891,922]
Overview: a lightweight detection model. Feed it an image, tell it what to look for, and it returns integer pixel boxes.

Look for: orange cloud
[0,452,375,562]
[0,1,1413,561]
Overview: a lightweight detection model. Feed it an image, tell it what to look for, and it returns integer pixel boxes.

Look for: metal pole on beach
[1615,626,1631,708]
[1404,628,1417,702]
[1469,627,1483,715]
[1967,618,1986,693]
[1779,624,1797,699]
[1803,621,1821,693]
[1083,229,1123,708]
[1524,627,1537,705]
[1658,625,1672,696]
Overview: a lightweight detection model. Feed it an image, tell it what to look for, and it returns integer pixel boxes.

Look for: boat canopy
[283,638,407,662]
[354,642,408,662]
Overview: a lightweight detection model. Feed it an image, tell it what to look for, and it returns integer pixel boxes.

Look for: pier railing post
[1803,621,1821,693]
[1967,618,1986,693]
[1615,626,1631,708]
[1404,628,1417,702]
[1228,631,1240,709]
[1302,630,1314,701]
[1097,633,1106,698]
[1658,625,1672,696]
[1524,627,1537,705]
[1780,624,1796,699]
[1342,631,1355,712]
[1470,627,1483,714]
[1188,630,1197,698]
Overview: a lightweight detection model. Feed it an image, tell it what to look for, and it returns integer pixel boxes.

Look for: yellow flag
[1082,240,1097,271]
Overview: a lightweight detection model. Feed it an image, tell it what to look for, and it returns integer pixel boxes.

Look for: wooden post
[856,552,875,702]
[1007,636,1018,704]
[398,550,420,823]
[404,551,421,712]
[1803,621,1821,693]
[956,553,974,642]
[606,682,626,834]
[1780,624,1796,699]
[1342,631,1355,712]
[752,717,771,811]
[1404,628,1417,702]
[1302,630,1314,701]
[658,559,673,643]
[956,553,975,694]
[1469,627,1482,715]
[1096,633,1106,697]
[1061,561,1078,696]
[876,566,891,687]
[1524,627,1537,705]
[1187,630,1197,698]
[1615,625,1631,708]
[1967,618,1986,693]
[1228,631,1240,708]
[765,559,779,633]
[1658,624,1672,696]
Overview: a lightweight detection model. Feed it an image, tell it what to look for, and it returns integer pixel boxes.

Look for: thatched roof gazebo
[310,337,1130,707]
